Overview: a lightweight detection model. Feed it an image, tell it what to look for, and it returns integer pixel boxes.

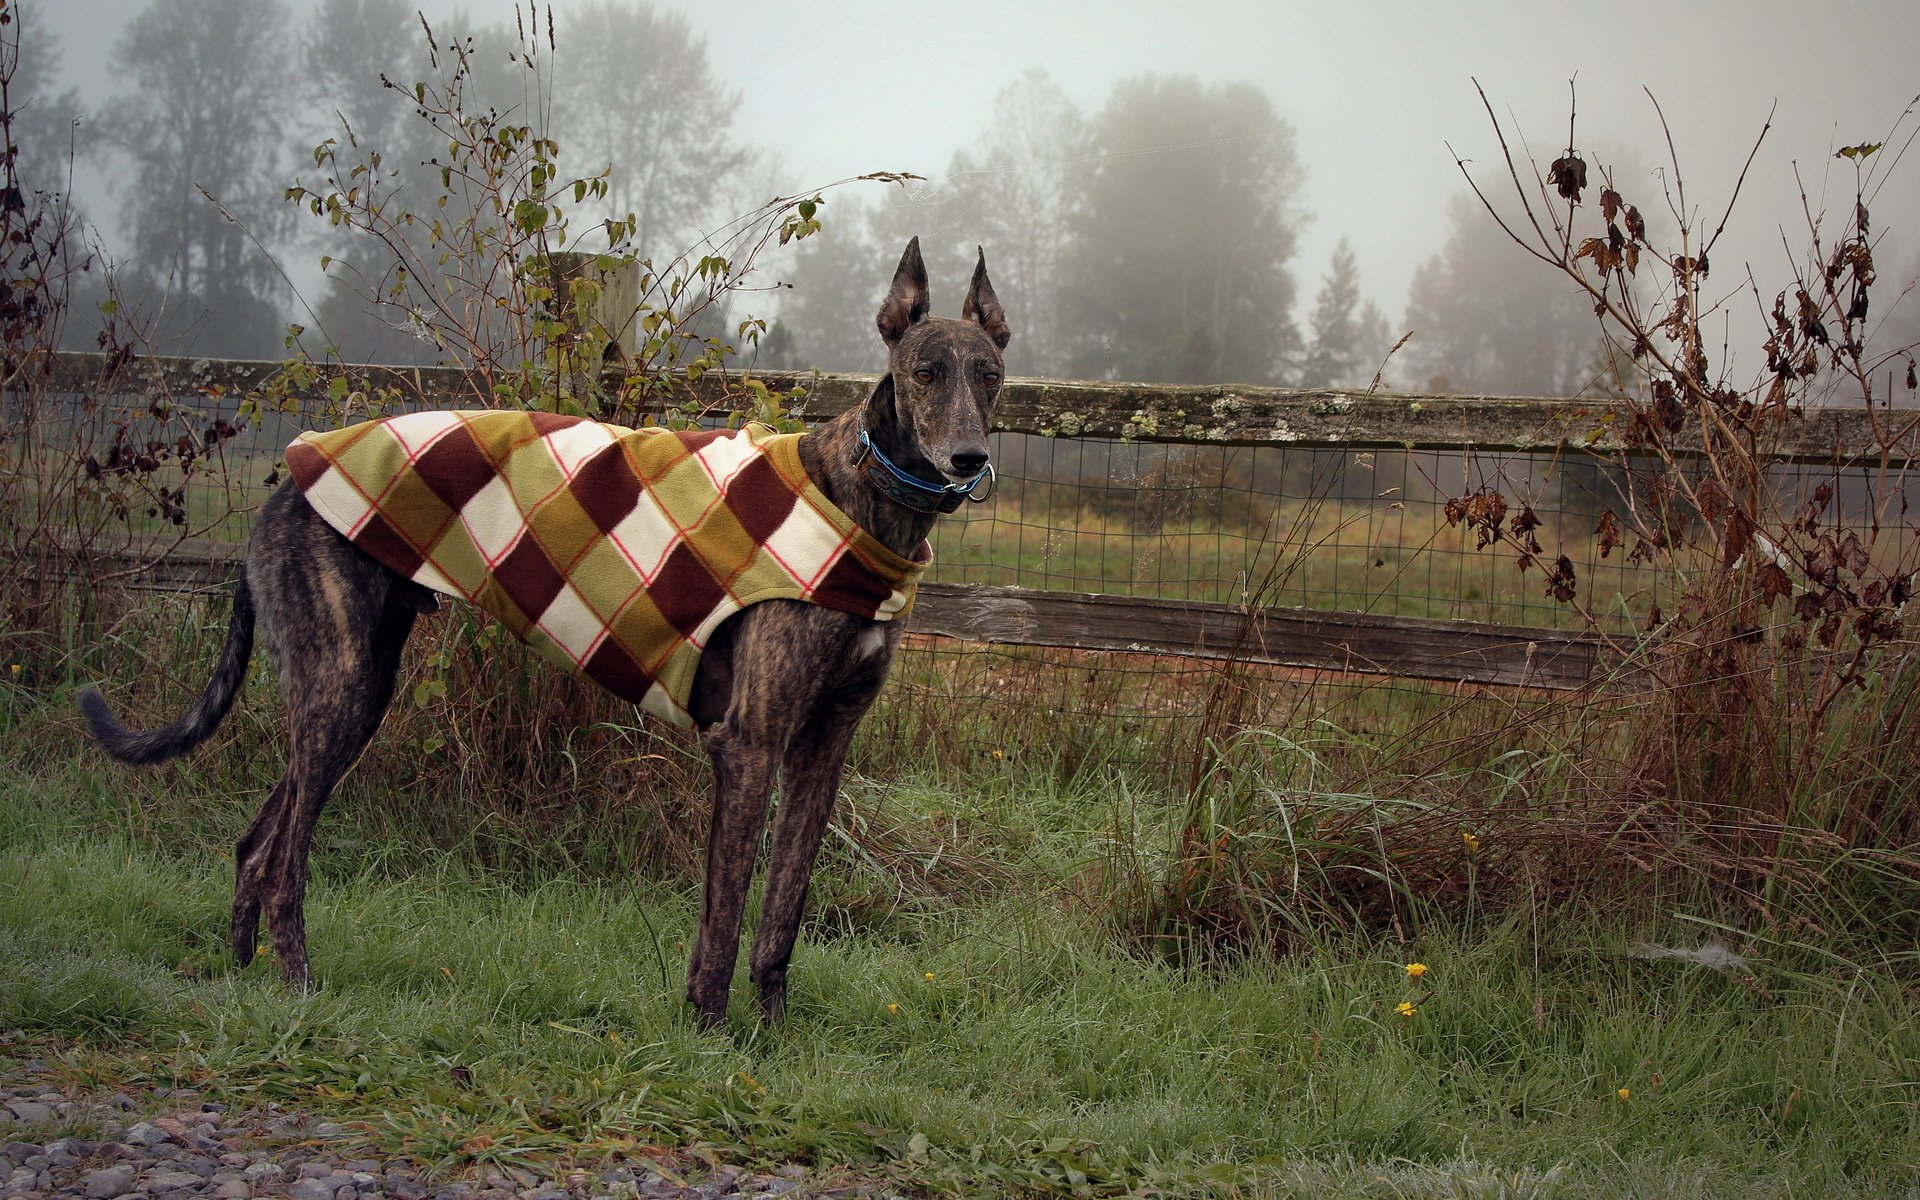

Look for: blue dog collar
[854,426,994,515]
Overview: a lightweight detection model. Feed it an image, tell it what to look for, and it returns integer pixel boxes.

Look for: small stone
[214,1182,251,1199]
[242,1163,285,1185]
[142,1170,207,1193]
[2,1103,51,1126]
[200,1104,228,1115]
[333,1187,358,1200]
[518,1189,569,1200]
[84,1167,137,1199]
[297,1165,335,1181]
[122,1126,171,1150]
[311,1124,349,1141]
[290,1178,338,1200]
[107,1096,136,1113]
[343,1161,381,1175]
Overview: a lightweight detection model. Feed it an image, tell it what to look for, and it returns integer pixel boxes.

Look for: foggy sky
[28,0,1920,373]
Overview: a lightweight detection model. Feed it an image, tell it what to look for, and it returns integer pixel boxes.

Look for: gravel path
[1,1062,899,1200]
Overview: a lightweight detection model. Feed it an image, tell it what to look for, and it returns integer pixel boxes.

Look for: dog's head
[872,236,1011,486]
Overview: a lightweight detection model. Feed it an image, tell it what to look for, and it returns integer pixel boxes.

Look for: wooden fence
[37,351,1918,692]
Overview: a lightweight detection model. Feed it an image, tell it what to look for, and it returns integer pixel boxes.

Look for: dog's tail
[78,576,257,765]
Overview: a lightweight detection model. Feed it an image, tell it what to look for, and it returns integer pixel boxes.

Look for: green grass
[3,725,1918,1197]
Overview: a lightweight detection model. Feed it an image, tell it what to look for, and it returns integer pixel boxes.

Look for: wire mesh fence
[30,353,1917,785]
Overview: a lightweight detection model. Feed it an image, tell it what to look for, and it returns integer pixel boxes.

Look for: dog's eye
[913,368,935,384]
[983,371,1001,386]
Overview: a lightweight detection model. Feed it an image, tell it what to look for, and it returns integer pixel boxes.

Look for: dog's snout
[950,447,990,477]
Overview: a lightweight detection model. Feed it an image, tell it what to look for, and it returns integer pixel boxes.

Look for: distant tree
[1058,75,1306,385]
[302,0,426,159]
[7,10,83,192]
[97,0,299,357]
[553,2,747,263]
[756,197,888,373]
[1300,237,1391,387]
[1402,191,1612,397]
[941,69,1083,378]
[295,0,441,363]
[5,11,101,352]
[1867,249,1920,396]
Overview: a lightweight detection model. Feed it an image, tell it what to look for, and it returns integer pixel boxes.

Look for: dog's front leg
[686,720,777,1030]
[750,692,873,1025]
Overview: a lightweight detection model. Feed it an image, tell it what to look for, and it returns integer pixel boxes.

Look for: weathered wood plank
[907,582,1625,692]
[43,351,1914,464]
[51,538,1625,692]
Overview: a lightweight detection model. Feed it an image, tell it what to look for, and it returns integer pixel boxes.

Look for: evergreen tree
[1301,237,1390,387]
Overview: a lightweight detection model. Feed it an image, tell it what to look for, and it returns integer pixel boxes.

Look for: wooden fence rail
[43,350,1918,462]
[87,540,1622,691]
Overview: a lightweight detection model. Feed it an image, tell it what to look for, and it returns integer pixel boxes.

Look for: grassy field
[3,667,1917,1197]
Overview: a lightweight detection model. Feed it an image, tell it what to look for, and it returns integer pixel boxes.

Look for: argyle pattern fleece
[286,411,929,726]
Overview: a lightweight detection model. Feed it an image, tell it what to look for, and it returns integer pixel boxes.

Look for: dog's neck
[797,380,941,558]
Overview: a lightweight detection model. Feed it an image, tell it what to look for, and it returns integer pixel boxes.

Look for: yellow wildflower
[1405,962,1428,979]
[1394,1001,1418,1018]
[1461,831,1481,853]
[990,748,1005,761]
[1618,1087,1631,1101]
[923,972,936,982]
[886,1003,899,1015]
[8,663,19,676]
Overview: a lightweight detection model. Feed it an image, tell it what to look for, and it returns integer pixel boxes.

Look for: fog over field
[20,0,1920,392]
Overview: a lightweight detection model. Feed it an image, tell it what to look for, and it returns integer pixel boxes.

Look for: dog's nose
[950,447,990,477]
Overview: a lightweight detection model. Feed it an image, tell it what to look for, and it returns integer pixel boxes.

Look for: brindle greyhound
[78,237,1009,1029]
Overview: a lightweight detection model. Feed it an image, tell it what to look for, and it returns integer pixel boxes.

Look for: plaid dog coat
[286,411,929,726]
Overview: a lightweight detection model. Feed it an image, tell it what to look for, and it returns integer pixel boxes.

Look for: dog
[79,237,1009,1029]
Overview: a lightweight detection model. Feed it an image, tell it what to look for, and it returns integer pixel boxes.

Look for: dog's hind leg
[250,593,416,987]
[232,773,292,968]
[256,589,418,988]
[233,484,423,986]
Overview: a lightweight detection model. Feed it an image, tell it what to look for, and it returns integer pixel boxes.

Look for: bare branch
[1702,100,1775,258]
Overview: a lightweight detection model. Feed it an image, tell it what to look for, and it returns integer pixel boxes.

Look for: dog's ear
[877,236,931,346]
[962,247,1011,350]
